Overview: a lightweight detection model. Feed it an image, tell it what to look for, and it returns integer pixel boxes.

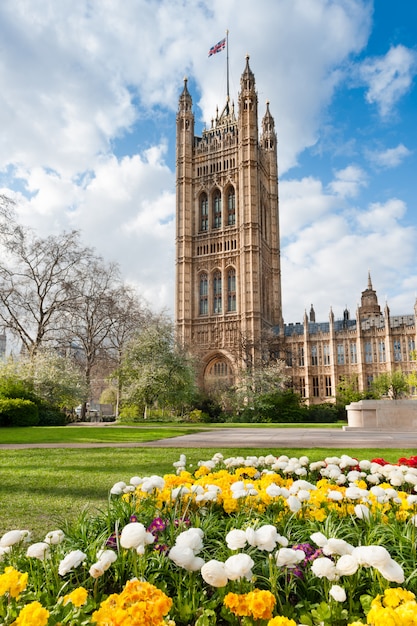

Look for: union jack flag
[208,37,226,57]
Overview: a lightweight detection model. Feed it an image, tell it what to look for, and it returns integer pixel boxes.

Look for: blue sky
[0,0,416,323]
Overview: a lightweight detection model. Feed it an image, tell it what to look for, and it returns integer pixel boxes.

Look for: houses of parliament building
[175,56,417,404]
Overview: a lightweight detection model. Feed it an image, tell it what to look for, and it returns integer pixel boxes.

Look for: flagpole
[226,29,229,112]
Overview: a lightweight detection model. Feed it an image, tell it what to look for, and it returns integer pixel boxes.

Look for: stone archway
[203,353,235,392]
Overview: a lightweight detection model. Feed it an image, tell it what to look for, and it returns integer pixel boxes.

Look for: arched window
[213,270,222,314]
[227,268,236,312]
[200,193,208,231]
[199,273,208,315]
[213,190,222,229]
[227,188,235,226]
[206,357,234,388]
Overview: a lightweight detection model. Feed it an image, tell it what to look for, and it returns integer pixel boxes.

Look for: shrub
[119,404,142,421]
[192,394,224,422]
[37,404,67,426]
[237,390,307,423]
[304,403,339,423]
[0,398,39,426]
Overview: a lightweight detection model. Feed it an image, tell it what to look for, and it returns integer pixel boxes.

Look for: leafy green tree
[0,351,86,410]
[119,318,197,419]
[372,370,410,399]
[335,374,374,408]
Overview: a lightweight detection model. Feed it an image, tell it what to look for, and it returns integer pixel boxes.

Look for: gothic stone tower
[176,56,283,388]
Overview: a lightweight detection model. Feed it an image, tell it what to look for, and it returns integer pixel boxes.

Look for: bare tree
[0,207,92,357]
[105,284,153,416]
[64,256,122,418]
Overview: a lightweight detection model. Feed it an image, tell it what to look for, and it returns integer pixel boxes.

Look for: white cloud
[280,177,340,238]
[359,45,417,118]
[366,143,412,168]
[280,175,416,320]
[355,198,407,232]
[327,165,368,198]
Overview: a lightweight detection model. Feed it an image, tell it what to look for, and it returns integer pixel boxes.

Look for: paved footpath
[1,427,417,449]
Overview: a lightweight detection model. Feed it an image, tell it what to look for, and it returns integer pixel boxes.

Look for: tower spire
[367,270,373,290]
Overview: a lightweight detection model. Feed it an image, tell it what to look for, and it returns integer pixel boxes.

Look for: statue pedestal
[345,400,417,431]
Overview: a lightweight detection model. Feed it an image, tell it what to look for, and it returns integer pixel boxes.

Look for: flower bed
[2,452,417,625]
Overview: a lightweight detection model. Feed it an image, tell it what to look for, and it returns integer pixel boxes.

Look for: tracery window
[199,273,208,315]
[227,268,236,312]
[200,193,208,231]
[227,188,235,226]
[379,341,386,363]
[213,190,222,229]
[213,271,222,314]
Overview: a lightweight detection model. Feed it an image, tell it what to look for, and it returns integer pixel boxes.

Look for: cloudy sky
[1,0,416,324]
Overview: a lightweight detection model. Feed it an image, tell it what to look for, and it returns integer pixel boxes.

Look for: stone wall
[345,399,417,431]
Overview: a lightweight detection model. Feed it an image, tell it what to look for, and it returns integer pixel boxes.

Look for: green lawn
[0,425,201,444]
[0,445,414,538]
[0,422,345,444]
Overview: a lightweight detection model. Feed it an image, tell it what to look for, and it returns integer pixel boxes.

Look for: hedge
[0,398,39,427]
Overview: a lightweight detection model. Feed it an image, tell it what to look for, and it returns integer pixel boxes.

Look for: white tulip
[286,495,302,513]
[141,475,165,492]
[327,490,344,501]
[351,545,390,568]
[26,542,50,560]
[275,547,305,568]
[120,522,154,550]
[0,530,31,547]
[345,486,368,500]
[310,532,327,547]
[224,553,254,580]
[246,525,279,552]
[377,559,405,584]
[265,483,282,497]
[0,546,12,560]
[226,528,247,550]
[89,562,105,578]
[201,560,228,587]
[297,489,311,502]
[44,530,65,545]
[110,481,127,495]
[354,504,370,520]
[323,538,354,556]
[96,549,117,569]
[175,528,204,554]
[58,550,86,576]
[335,554,359,576]
[329,584,347,602]
[311,557,338,581]
[168,545,204,571]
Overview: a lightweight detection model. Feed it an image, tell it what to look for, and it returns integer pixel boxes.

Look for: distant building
[283,273,417,402]
[175,57,417,402]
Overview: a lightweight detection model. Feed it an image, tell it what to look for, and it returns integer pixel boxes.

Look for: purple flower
[105,532,118,549]
[154,543,169,554]
[147,517,167,534]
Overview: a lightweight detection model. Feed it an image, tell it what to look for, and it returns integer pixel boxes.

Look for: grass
[0,425,201,444]
[1,445,415,538]
[0,422,346,444]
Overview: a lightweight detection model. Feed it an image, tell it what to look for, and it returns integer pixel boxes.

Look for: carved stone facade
[175,56,282,388]
[175,59,417,401]
[284,275,417,403]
